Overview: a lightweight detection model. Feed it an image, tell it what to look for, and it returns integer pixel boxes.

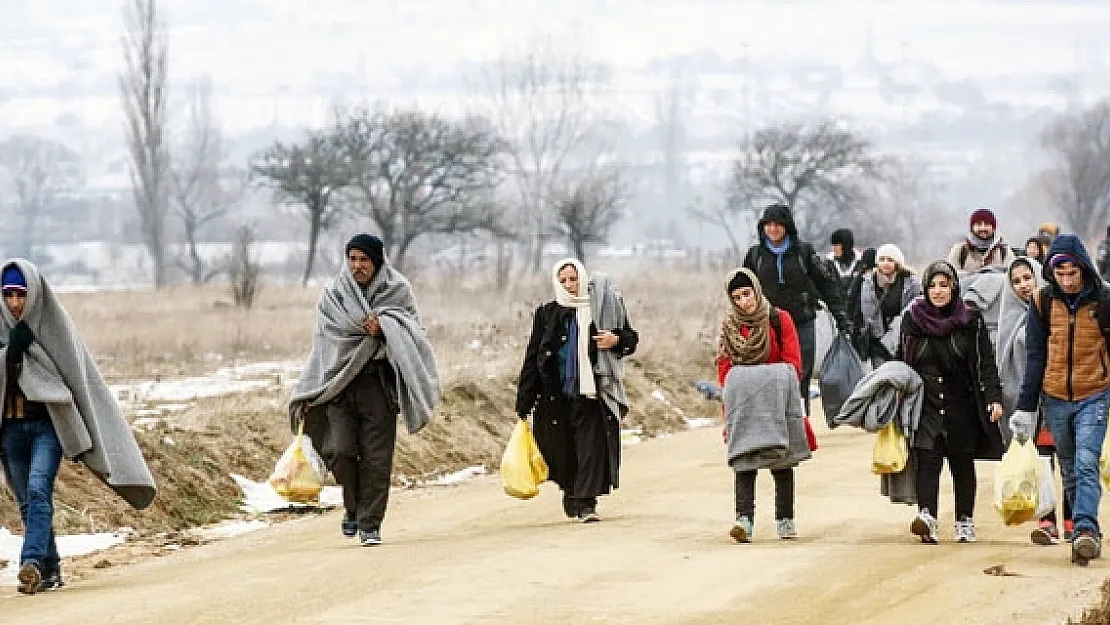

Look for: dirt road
[4,420,1107,624]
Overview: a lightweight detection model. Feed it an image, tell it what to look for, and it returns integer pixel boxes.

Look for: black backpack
[1033,285,1110,345]
[768,306,784,353]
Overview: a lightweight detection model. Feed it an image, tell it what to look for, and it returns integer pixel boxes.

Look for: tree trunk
[187,227,203,285]
[495,241,512,293]
[21,205,34,261]
[573,237,586,263]
[303,211,321,286]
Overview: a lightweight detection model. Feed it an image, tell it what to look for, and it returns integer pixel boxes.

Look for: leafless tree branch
[0,135,82,261]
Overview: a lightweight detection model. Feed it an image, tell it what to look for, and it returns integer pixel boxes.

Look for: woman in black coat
[896,260,1004,545]
[515,259,638,522]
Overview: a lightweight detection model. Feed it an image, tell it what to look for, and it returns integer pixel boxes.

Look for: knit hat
[2,265,27,292]
[345,234,385,269]
[875,244,905,269]
[1039,222,1060,239]
[829,228,854,249]
[727,270,754,293]
[969,208,997,230]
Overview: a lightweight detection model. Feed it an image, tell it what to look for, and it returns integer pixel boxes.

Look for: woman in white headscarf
[515,259,638,522]
[996,256,1071,545]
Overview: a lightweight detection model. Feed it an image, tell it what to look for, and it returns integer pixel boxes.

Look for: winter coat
[947,239,1015,272]
[742,205,846,326]
[897,309,1005,460]
[860,271,922,358]
[716,308,803,386]
[1018,234,1110,411]
[516,301,638,490]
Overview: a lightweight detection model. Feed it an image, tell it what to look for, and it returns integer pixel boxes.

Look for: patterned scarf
[719,267,772,364]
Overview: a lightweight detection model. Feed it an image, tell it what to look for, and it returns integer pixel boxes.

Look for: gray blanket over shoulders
[289,264,441,436]
[960,267,1007,345]
[590,273,630,419]
[0,259,156,509]
[723,363,810,472]
[831,360,923,505]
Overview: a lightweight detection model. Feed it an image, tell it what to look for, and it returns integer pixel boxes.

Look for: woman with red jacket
[717,268,804,542]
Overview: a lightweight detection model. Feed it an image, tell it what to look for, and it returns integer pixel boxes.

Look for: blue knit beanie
[2,265,26,292]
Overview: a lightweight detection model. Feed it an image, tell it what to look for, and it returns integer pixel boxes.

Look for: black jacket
[742,205,847,326]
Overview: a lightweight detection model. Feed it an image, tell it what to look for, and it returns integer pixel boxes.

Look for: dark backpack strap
[769,306,784,354]
[1098,287,1110,347]
[1034,285,1052,334]
[959,244,969,268]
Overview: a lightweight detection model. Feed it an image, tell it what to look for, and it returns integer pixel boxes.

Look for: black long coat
[897,310,1005,460]
[515,301,638,491]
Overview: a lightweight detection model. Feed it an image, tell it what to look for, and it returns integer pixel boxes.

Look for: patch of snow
[651,389,669,403]
[111,360,303,405]
[621,427,643,446]
[190,519,270,541]
[685,417,717,430]
[467,339,483,350]
[429,465,486,486]
[0,527,126,586]
[231,473,342,514]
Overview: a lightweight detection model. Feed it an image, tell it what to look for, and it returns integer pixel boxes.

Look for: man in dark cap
[290,233,441,547]
[743,204,850,416]
[828,228,860,292]
[948,208,1014,271]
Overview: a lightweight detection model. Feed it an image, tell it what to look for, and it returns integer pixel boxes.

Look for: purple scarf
[908,295,975,337]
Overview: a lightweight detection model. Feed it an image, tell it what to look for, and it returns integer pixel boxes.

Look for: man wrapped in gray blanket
[290,234,441,547]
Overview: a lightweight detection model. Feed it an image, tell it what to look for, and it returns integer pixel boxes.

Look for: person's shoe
[910,510,939,544]
[954,517,977,543]
[359,528,383,546]
[561,494,580,519]
[730,516,754,543]
[341,512,358,538]
[776,518,798,540]
[578,507,600,523]
[1064,519,1076,541]
[1031,519,1060,546]
[17,561,42,595]
[1072,531,1101,566]
[38,566,64,592]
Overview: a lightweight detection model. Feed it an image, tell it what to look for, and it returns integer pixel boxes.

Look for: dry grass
[4,266,732,535]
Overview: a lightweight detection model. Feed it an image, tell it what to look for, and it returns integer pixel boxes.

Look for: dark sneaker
[1031,520,1060,546]
[341,512,358,538]
[38,567,64,592]
[17,561,42,595]
[561,494,580,519]
[910,510,939,544]
[1073,532,1101,566]
[579,508,600,523]
[359,528,383,546]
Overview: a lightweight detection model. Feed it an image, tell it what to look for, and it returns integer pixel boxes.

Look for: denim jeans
[1042,391,1109,538]
[1,417,62,570]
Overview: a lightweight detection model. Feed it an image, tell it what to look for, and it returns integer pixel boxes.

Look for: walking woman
[516,259,638,522]
[859,244,921,367]
[997,256,1073,543]
[717,268,809,542]
[896,260,1004,544]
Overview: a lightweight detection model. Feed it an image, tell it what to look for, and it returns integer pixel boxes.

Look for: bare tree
[653,69,693,213]
[336,106,508,272]
[118,0,171,287]
[485,37,610,274]
[228,224,260,309]
[1040,100,1110,242]
[686,194,751,261]
[549,168,628,262]
[0,136,82,260]
[251,131,349,285]
[726,121,889,243]
[170,78,244,284]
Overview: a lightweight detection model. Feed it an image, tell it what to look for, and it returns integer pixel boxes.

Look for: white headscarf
[552,258,597,398]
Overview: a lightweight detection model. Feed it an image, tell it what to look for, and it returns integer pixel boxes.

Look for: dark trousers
[797,320,816,416]
[734,468,795,520]
[915,445,977,521]
[326,363,398,531]
[564,397,611,512]
[1037,445,1073,525]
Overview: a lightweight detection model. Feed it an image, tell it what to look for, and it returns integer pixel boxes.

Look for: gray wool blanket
[590,273,630,420]
[289,263,441,436]
[0,259,156,509]
[723,363,810,472]
[960,267,1007,346]
[831,360,923,505]
[996,258,1046,440]
[831,360,923,437]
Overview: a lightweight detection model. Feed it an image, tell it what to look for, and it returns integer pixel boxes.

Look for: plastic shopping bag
[994,439,1042,526]
[1034,456,1057,520]
[268,419,325,504]
[1100,426,1110,490]
[871,422,908,475]
[501,421,549,500]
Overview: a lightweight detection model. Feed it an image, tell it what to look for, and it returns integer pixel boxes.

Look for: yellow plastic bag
[1100,426,1110,490]
[501,421,549,500]
[994,438,1043,526]
[871,422,908,475]
[268,419,324,504]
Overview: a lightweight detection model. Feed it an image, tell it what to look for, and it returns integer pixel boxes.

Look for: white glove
[1009,410,1036,444]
